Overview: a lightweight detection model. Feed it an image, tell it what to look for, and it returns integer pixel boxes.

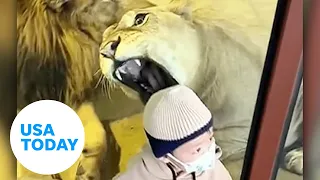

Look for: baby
[113,85,232,180]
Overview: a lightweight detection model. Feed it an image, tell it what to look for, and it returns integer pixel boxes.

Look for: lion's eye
[133,13,148,26]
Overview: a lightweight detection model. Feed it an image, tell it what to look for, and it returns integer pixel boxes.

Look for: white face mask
[167,141,216,174]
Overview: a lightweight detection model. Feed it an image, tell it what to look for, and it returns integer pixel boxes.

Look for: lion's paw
[75,150,103,180]
[76,164,100,180]
[284,147,303,175]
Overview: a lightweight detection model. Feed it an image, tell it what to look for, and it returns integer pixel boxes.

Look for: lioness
[99,0,279,178]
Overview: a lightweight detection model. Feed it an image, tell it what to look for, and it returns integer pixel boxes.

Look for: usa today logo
[10,100,85,175]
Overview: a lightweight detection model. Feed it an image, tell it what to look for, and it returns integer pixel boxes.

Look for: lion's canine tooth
[115,70,122,81]
[118,67,127,74]
[134,59,141,66]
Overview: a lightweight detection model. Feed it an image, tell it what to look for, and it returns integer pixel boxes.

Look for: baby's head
[143,85,218,174]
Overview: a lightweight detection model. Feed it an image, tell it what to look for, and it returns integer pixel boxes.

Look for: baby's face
[172,130,214,163]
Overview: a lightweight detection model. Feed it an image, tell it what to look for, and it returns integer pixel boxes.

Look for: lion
[99,0,302,178]
[17,0,120,179]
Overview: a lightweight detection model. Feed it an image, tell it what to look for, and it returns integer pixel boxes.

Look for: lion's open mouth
[112,58,178,103]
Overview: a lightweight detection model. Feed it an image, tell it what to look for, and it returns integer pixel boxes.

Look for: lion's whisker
[105,78,112,99]
[102,77,112,99]
[95,74,104,88]
[101,77,108,97]
[94,69,102,76]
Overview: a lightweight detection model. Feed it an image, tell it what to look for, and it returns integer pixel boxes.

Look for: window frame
[304,1,320,179]
[240,0,303,179]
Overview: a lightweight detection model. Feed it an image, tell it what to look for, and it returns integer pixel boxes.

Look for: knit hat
[143,85,213,158]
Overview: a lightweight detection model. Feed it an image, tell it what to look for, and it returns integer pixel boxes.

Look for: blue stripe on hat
[145,119,213,158]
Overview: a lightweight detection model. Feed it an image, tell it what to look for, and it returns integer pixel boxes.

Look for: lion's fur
[100,0,277,177]
[17,0,120,108]
[16,0,118,179]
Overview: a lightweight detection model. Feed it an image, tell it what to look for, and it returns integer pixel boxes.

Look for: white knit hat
[144,85,212,158]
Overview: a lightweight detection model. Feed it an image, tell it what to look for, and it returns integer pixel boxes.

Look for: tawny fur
[16,0,117,179]
[16,0,179,179]
[100,0,278,178]
[17,0,118,108]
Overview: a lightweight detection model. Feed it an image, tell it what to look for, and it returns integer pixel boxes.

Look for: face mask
[167,141,216,174]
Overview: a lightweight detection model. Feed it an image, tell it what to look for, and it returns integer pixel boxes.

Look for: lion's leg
[99,121,121,179]
[284,147,303,175]
[75,102,107,180]
[283,81,303,175]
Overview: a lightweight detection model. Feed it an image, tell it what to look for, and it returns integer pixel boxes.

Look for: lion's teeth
[118,67,127,74]
[115,70,122,81]
[134,59,141,66]
[140,83,147,89]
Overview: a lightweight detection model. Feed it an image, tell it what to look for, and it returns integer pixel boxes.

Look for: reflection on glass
[276,80,303,180]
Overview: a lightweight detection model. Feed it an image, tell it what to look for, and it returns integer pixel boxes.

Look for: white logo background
[10,100,85,175]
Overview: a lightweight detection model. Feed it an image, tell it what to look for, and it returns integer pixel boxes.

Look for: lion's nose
[100,36,121,59]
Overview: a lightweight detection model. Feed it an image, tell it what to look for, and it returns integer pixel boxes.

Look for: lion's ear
[146,0,193,20]
[46,0,69,12]
[164,0,214,21]
[171,6,192,21]
[147,0,173,6]
[157,0,192,21]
